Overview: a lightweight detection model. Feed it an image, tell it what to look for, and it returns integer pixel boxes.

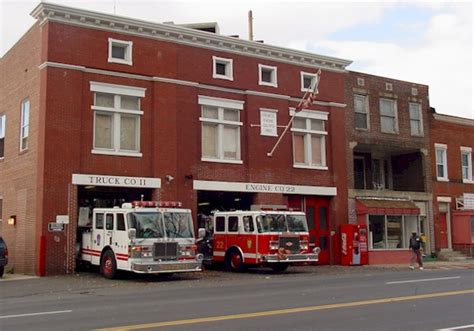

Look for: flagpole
[267,69,321,157]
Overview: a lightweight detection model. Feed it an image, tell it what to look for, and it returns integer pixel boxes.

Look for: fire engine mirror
[128,228,137,240]
[198,228,206,239]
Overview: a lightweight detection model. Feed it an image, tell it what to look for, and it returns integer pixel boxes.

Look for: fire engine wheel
[100,250,117,279]
[271,263,289,273]
[226,249,245,272]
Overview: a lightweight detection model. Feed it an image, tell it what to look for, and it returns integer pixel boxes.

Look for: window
[117,214,126,231]
[354,94,369,130]
[435,143,448,181]
[369,214,421,249]
[215,216,225,232]
[258,64,277,87]
[385,82,393,91]
[372,158,392,190]
[0,114,5,158]
[212,56,233,81]
[243,216,254,232]
[357,77,365,87]
[106,214,114,230]
[461,147,473,183]
[96,213,104,229]
[379,98,398,133]
[199,96,244,164]
[108,38,133,65]
[409,103,423,136]
[20,99,29,151]
[301,72,317,92]
[354,156,366,189]
[90,82,145,157]
[228,216,238,232]
[291,109,328,169]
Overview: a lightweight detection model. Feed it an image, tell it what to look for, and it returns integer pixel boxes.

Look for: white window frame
[212,56,233,81]
[108,38,133,65]
[461,146,473,183]
[435,143,448,181]
[20,99,29,152]
[90,82,145,157]
[409,102,423,136]
[301,71,317,92]
[290,108,328,170]
[198,95,244,164]
[0,114,5,159]
[258,64,278,87]
[367,214,422,250]
[354,94,369,130]
[379,98,398,134]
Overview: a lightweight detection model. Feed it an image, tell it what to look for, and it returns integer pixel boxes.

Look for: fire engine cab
[79,201,203,279]
[197,210,320,272]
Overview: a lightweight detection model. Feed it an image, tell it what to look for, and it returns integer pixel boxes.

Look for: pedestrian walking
[409,232,423,270]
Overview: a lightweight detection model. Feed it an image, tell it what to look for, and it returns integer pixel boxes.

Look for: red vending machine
[340,224,368,266]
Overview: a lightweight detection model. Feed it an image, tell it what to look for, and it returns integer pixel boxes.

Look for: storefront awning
[356,199,420,215]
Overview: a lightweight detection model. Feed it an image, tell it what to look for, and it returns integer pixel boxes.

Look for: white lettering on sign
[56,215,69,224]
[260,110,278,137]
[48,223,64,232]
[193,180,337,196]
[341,233,347,256]
[72,174,161,188]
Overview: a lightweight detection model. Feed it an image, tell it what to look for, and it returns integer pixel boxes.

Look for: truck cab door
[105,213,114,247]
[92,212,105,265]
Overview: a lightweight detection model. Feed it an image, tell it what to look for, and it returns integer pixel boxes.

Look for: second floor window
[199,96,244,163]
[435,144,448,181]
[461,147,473,182]
[409,103,423,136]
[354,94,368,130]
[90,82,145,157]
[379,98,398,134]
[0,114,5,158]
[20,99,29,151]
[291,112,327,169]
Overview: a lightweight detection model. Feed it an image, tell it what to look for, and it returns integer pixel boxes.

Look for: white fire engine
[80,201,203,279]
[197,210,320,272]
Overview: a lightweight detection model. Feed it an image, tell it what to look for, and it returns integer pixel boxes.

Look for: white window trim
[108,38,133,65]
[435,143,448,181]
[258,64,278,87]
[409,102,424,137]
[461,146,473,183]
[199,95,244,163]
[300,71,317,92]
[91,82,145,157]
[379,98,398,134]
[20,99,29,152]
[289,108,328,120]
[291,115,327,169]
[354,94,370,131]
[212,56,233,81]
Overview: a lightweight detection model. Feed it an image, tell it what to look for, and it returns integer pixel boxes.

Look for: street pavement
[1,261,473,331]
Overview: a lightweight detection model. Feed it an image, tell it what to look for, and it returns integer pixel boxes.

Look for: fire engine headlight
[179,245,196,257]
[300,240,309,250]
[313,247,321,255]
[269,240,279,250]
[196,253,204,263]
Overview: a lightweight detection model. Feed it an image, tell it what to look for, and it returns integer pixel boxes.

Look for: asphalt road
[1,266,473,331]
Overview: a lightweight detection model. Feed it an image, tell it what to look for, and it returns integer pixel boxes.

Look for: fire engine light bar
[158,201,182,207]
[130,201,183,208]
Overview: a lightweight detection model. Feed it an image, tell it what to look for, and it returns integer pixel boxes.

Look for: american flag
[295,69,321,112]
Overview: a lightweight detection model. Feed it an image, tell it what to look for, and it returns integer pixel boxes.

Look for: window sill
[462,179,474,184]
[91,149,142,157]
[201,157,243,165]
[259,81,278,88]
[355,127,370,131]
[107,58,133,66]
[212,74,233,81]
[293,164,328,170]
[436,177,449,182]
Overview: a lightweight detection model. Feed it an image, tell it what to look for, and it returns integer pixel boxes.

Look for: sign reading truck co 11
[72,174,161,188]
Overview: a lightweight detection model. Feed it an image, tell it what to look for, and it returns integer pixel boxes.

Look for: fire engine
[197,210,320,272]
[79,201,203,279]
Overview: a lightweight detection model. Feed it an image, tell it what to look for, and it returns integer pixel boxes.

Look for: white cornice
[38,61,346,108]
[433,113,474,127]
[30,2,352,73]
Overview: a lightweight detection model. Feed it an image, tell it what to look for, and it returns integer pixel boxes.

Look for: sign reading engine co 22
[72,174,161,188]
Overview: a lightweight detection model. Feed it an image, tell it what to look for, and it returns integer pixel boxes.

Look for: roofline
[30,2,352,72]
[433,113,474,127]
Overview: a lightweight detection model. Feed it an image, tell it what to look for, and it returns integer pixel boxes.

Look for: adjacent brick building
[0,3,352,275]
[430,113,474,256]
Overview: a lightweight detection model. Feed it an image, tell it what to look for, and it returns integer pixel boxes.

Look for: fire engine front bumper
[131,256,203,274]
[261,253,319,263]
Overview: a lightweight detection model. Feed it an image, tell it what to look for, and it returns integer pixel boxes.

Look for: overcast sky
[1,0,472,119]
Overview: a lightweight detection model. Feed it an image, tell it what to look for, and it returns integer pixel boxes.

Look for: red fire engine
[197,210,320,272]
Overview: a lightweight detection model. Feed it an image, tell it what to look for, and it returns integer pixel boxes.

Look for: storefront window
[369,214,420,249]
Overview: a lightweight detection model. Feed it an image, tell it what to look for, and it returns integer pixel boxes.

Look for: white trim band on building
[193,180,337,196]
[72,174,161,188]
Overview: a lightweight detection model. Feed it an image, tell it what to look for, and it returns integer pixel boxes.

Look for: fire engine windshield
[163,212,194,238]
[256,214,308,233]
[127,212,164,239]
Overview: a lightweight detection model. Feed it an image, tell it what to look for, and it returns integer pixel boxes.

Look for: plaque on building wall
[260,110,278,137]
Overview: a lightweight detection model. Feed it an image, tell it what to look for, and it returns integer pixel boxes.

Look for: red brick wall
[0,24,42,275]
